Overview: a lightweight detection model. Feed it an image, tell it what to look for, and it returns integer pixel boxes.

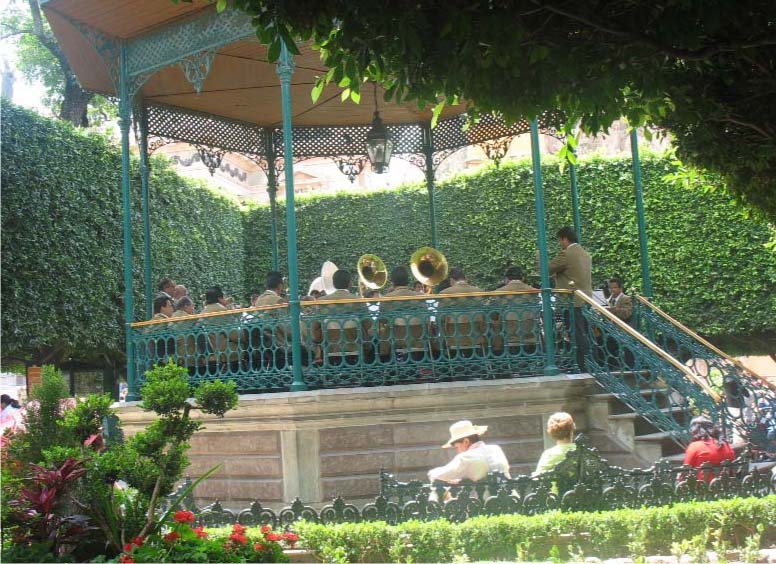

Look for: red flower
[254,543,265,551]
[131,536,144,547]
[260,524,272,533]
[232,523,247,534]
[119,555,135,563]
[192,526,208,538]
[163,531,181,543]
[283,532,299,546]
[123,543,134,553]
[173,510,196,523]
[266,532,283,542]
[229,532,248,545]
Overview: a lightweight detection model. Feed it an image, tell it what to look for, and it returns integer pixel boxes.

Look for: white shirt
[428,441,511,482]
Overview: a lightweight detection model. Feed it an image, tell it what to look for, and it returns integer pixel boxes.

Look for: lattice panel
[146,103,266,156]
[284,123,425,158]
[433,110,567,151]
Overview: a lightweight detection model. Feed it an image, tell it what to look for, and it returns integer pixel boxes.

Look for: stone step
[634,431,678,442]
[589,388,668,400]
[608,406,686,420]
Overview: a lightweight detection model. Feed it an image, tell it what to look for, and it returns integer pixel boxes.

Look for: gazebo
[42,1,654,398]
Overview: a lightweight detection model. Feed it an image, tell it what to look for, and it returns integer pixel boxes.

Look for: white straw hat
[442,420,488,448]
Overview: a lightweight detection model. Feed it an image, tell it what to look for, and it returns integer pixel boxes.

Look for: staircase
[577,292,776,464]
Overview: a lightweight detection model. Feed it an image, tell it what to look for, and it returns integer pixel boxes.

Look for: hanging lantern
[365,84,393,173]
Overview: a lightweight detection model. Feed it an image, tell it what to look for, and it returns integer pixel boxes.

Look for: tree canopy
[228,0,776,220]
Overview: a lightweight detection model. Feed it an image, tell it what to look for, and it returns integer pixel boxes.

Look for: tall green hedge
[243,157,776,345]
[2,99,774,365]
[1,100,244,364]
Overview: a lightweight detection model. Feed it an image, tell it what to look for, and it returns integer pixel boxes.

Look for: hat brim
[442,425,488,448]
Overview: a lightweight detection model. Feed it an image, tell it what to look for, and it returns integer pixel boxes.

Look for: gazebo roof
[42,0,467,128]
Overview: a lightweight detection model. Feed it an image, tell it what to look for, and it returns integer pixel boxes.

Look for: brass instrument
[410,247,448,286]
[309,261,339,296]
[357,254,388,290]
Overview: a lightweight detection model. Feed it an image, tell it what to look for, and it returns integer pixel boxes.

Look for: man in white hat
[428,420,511,483]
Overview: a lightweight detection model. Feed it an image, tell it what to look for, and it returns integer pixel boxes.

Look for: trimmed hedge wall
[2,99,774,364]
[243,156,776,344]
[296,495,776,562]
[1,100,245,363]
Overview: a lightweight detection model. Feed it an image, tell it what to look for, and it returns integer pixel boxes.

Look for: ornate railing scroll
[577,292,721,447]
[636,296,776,453]
[173,434,774,528]
[129,291,578,395]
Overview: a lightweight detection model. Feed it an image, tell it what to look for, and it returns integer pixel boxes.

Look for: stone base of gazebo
[117,374,652,510]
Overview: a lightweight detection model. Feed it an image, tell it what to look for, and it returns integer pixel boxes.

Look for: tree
[1,0,113,126]
[227,0,776,220]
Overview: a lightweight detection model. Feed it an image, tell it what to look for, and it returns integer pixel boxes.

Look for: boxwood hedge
[2,99,774,366]
[296,495,776,562]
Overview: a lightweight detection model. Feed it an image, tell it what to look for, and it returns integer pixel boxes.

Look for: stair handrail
[576,291,721,402]
[635,295,776,393]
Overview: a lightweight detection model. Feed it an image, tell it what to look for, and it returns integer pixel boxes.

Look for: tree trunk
[59,74,93,127]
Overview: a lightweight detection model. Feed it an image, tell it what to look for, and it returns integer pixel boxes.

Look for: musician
[255,271,287,306]
[380,266,424,361]
[326,270,358,301]
[548,227,592,371]
[440,267,482,295]
[157,277,176,299]
[384,266,420,299]
[492,265,537,353]
[319,270,371,364]
[606,276,633,322]
[151,295,174,320]
[201,286,241,369]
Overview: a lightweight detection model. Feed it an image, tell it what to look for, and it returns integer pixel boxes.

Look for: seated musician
[170,296,197,367]
[171,296,195,318]
[252,272,289,369]
[379,266,424,361]
[428,420,511,484]
[439,267,485,356]
[255,271,287,307]
[201,286,241,369]
[318,270,370,364]
[606,276,633,322]
[492,265,537,354]
[152,295,174,321]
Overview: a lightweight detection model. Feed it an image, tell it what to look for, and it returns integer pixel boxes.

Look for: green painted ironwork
[119,43,138,401]
[630,129,653,297]
[580,294,720,447]
[636,297,776,452]
[422,123,439,249]
[164,434,774,527]
[133,100,153,319]
[277,43,306,392]
[129,291,577,393]
[530,118,559,376]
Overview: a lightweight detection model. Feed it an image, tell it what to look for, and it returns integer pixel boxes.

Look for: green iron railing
[577,292,721,447]
[130,290,578,395]
[636,296,776,453]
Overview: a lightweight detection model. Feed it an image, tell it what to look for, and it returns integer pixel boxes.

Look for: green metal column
[119,44,138,400]
[277,43,306,391]
[569,158,582,244]
[530,119,559,376]
[421,123,439,249]
[630,128,653,297]
[137,100,153,318]
[264,128,280,271]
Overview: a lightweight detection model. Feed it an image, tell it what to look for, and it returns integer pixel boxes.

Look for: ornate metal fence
[130,290,578,393]
[164,435,775,528]
[635,296,776,454]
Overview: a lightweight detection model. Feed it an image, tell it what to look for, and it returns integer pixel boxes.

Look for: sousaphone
[410,247,448,286]
[357,254,388,290]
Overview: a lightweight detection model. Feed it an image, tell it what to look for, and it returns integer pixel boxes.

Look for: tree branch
[0,29,33,40]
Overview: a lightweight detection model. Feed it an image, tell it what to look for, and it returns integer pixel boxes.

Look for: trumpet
[410,247,448,286]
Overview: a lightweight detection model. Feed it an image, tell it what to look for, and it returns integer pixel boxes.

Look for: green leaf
[341,87,351,102]
[431,101,446,128]
[350,89,361,103]
[311,79,326,103]
[267,39,281,63]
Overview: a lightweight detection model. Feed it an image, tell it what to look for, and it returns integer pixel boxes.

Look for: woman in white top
[0,394,24,434]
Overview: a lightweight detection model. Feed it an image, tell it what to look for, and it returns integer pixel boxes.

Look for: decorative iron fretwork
[179,48,217,94]
[479,135,516,166]
[126,6,255,77]
[147,135,178,155]
[162,434,773,528]
[194,145,228,175]
[395,147,461,173]
[331,155,367,183]
[170,153,247,182]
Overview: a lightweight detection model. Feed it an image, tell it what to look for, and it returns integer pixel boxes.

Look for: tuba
[357,254,388,290]
[410,247,448,286]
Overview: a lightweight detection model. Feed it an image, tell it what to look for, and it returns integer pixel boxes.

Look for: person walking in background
[683,415,735,482]
[534,412,577,475]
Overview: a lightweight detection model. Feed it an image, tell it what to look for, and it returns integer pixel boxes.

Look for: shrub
[296,495,776,562]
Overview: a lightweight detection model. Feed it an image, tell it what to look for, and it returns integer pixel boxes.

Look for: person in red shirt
[683,416,735,482]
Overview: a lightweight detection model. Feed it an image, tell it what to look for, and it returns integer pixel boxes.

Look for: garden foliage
[297,495,776,563]
[2,100,774,366]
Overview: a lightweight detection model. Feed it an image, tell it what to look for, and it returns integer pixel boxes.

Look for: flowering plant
[115,519,292,563]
